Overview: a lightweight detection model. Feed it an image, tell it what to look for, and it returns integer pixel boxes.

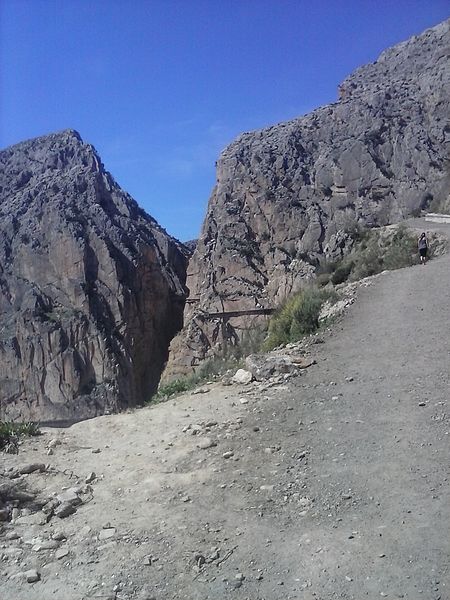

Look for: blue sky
[1,1,449,241]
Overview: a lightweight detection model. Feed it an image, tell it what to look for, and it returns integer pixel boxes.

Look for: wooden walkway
[204,307,274,319]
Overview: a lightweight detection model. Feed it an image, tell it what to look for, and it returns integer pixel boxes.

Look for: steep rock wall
[165,19,450,380]
[0,130,188,421]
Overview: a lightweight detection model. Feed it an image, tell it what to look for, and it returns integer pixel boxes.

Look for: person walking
[418,232,429,265]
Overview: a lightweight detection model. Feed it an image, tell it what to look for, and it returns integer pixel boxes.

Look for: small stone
[197,438,217,450]
[208,548,220,561]
[239,398,249,404]
[25,569,40,583]
[19,463,46,475]
[15,510,48,526]
[235,573,245,581]
[345,575,353,582]
[47,448,54,456]
[55,547,69,560]
[418,402,426,407]
[331,395,339,401]
[222,451,234,459]
[99,528,116,540]
[42,498,59,515]
[11,508,20,520]
[192,387,210,395]
[92,448,101,454]
[194,553,206,566]
[32,539,59,551]
[55,502,76,519]
[85,472,96,484]
[48,439,61,449]
[52,531,67,541]
[79,525,91,538]
[57,489,81,505]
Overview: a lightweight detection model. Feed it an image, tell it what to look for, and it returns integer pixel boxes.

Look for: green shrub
[347,225,419,279]
[350,239,382,279]
[322,225,421,285]
[316,272,331,287]
[316,259,338,275]
[149,375,198,402]
[330,262,353,285]
[0,421,41,451]
[225,326,266,360]
[264,287,337,350]
[381,226,417,270]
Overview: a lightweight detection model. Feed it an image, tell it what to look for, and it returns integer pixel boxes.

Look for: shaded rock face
[0,130,188,422]
[165,19,450,379]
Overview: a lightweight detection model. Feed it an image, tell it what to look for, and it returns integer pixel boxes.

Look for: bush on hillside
[316,272,331,287]
[349,225,418,280]
[381,226,418,270]
[0,421,41,452]
[318,225,424,286]
[330,261,353,285]
[264,287,337,350]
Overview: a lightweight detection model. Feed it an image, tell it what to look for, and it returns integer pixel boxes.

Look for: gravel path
[284,225,450,599]
[1,221,449,600]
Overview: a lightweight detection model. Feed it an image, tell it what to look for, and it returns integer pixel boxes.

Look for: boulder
[231,369,253,384]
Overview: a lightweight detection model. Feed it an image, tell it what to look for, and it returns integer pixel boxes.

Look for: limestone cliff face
[0,130,188,422]
[165,19,450,379]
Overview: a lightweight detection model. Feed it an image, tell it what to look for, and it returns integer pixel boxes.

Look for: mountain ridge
[0,129,188,422]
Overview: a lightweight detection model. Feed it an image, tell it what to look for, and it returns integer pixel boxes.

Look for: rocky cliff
[0,130,189,422]
[164,19,450,380]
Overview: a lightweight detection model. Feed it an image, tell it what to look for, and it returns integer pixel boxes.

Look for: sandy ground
[1,220,449,600]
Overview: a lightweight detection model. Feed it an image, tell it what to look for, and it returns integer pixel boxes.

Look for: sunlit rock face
[0,129,189,422]
[164,19,450,380]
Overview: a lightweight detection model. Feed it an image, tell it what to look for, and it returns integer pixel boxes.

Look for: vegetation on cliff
[317,225,444,286]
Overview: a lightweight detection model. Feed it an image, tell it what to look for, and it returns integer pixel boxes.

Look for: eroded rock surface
[165,19,450,379]
[0,129,188,421]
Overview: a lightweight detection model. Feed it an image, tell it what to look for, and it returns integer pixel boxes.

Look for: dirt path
[1,221,449,600]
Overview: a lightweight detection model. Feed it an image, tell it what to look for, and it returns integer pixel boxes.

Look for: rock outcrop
[0,130,188,422]
[164,19,450,379]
